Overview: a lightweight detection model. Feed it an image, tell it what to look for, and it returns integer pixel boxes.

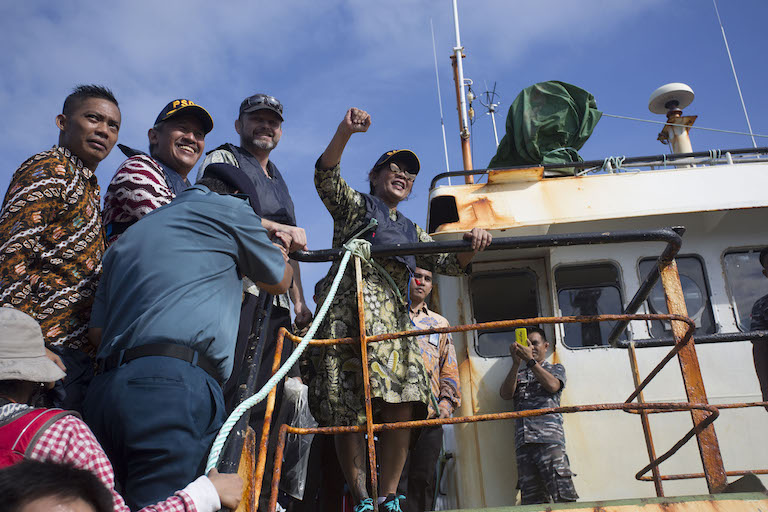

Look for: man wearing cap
[0,84,121,412]
[197,93,311,320]
[196,95,310,476]
[0,307,245,512]
[102,98,213,245]
[83,163,294,510]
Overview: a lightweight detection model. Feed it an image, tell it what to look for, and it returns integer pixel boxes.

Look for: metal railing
[236,227,768,509]
[428,146,768,190]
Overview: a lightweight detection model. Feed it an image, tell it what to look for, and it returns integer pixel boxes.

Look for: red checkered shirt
[29,414,197,512]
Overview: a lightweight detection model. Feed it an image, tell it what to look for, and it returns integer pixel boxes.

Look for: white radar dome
[648,83,695,115]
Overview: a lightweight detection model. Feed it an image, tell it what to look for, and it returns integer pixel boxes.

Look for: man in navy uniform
[84,164,293,510]
[499,327,578,505]
[750,247,768,410]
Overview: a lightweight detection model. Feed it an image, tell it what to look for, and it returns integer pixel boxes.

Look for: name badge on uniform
[428,333,440,347]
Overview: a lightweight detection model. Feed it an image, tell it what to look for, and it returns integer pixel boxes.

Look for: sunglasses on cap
[387,162,417,182]
[241,94,283,115]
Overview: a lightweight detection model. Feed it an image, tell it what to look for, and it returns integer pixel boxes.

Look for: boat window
[555,263,627,348]
[638,256,715,338]
[471,270,540,357]
[723,249,768,332]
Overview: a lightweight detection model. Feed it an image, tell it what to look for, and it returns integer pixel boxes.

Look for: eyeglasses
[241,94,283,115]
[388,162,417,182]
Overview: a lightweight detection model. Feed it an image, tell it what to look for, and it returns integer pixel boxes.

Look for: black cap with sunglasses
[373,149,420,175]
[239,93,284,121]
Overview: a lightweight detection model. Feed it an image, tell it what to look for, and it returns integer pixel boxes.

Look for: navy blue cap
[202,163,261,214]
[373,149,420,174]
[154,99,214,134]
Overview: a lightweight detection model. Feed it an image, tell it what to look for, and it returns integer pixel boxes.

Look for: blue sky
[1,0,766,312]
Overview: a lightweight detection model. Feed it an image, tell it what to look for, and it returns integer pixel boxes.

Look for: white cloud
[7,0,764,315]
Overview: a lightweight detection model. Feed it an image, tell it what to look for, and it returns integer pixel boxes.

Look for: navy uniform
[513,360,578,505]
[750,293,768,406]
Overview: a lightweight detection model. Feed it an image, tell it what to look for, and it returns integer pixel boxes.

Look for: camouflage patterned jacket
[751,293,768,331]
[513,361,566,449]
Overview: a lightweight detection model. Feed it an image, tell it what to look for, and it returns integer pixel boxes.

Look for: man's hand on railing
[207,468,244,510]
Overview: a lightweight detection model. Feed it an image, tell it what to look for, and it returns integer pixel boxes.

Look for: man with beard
[198,94,309,314]
[102,99,214,245]
[197,95,310,488]
[0,84,120,411]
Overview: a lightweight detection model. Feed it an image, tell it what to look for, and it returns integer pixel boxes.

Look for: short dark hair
[148,122,165,158]
[0,460,113,512]
[62,84,118,117]
[368,165,382,195]
[197,176,238,195]
[527,327,547,341]
[759,247,768,268]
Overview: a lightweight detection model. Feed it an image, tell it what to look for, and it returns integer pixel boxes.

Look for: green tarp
[488,81,602,173]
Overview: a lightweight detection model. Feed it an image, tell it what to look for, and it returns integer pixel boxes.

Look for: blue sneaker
[381,494,405,512]
[354,498,375,512]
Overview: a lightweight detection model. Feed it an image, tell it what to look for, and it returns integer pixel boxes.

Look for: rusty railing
[237,227,768,509]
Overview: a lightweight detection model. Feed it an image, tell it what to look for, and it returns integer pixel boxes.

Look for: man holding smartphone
[499,327,578,505]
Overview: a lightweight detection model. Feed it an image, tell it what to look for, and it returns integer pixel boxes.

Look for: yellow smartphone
[515,328,528,347]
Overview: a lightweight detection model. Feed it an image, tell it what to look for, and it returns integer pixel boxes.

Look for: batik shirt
[410,305,461,418]
[305,162,466,427]
[513,360,566,449]
[0,147,105,351]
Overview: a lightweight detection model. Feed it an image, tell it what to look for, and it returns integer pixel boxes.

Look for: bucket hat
[0,308,65,383]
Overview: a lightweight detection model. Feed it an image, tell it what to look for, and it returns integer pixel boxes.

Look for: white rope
[205,238,373,473]
[601,113,768,140]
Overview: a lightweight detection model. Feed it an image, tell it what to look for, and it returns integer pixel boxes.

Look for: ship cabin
[425,147,768,509]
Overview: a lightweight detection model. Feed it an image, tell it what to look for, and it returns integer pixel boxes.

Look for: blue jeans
[83,356,225,511]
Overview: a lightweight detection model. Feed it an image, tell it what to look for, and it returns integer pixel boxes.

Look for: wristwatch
[526,359,537,370]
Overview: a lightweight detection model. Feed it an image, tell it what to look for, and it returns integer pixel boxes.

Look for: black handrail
[290,227,683,263]
[606,227,686,346]
[618,330,768,348]
[429,146,768,190]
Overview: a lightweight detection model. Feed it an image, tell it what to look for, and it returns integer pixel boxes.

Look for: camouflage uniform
[513,360,578,505]
[750,294,768,405]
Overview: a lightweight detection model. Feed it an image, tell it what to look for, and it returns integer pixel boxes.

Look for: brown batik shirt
[0,147,105,352]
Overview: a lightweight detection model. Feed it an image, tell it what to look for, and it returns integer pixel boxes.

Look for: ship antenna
[479,81,502,147]
[712,0,757,148]
[451,0,474,183]
[430,18,452,185]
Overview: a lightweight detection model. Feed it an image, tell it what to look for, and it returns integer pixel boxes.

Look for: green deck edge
[446,492,768,512]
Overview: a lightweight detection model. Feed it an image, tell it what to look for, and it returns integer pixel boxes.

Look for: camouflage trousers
[516,443,578,505]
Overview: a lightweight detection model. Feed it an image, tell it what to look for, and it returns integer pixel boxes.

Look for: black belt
[97,343,221,384]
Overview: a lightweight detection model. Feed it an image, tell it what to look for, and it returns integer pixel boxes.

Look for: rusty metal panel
[234,426,256,512]
[659,260,727,492]
[487,166,544,184]
[429,162,768,234]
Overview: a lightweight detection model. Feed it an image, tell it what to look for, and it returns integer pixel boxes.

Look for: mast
[450,0,474,184]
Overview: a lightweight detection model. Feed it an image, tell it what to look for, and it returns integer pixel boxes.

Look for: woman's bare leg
[335,432,369,503]
[378,402,413,497]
